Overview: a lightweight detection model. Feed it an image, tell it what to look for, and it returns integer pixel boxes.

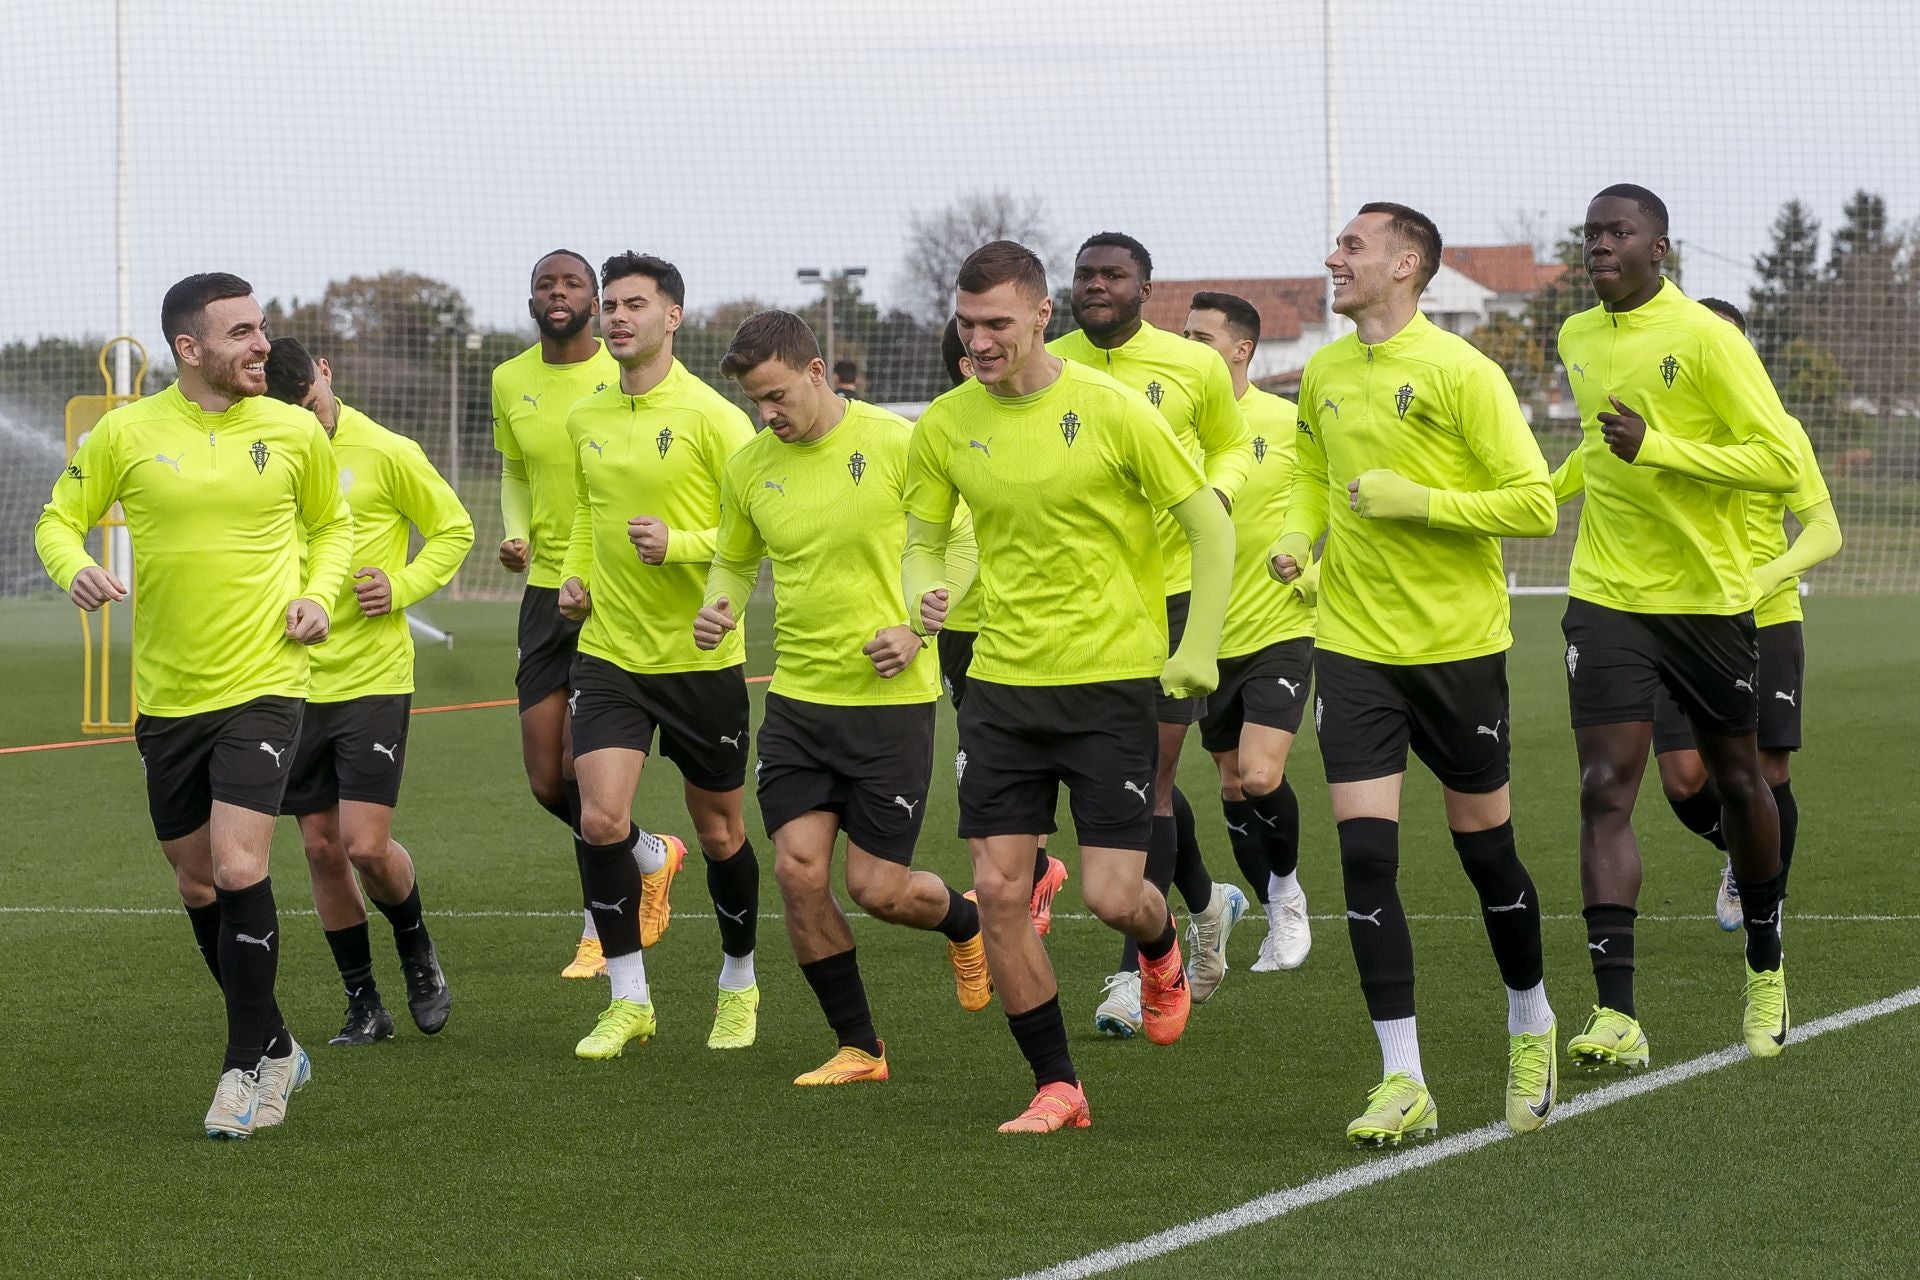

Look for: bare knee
[694,815,744,860]
[774,849,831,897]
[1578,763,1639,824]
[527,772,566,813]
[303,833,350,875]
[343,836,389,877]
[970,860,1027,917]
[1080,877,1141,928]
[578,803,629,847]
[1240,761,1285,798]
[847,867,908,921]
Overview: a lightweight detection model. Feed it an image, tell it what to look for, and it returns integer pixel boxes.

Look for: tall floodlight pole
[1324,0,1342,337]
[115,0,131,395]
[796,267,868,374]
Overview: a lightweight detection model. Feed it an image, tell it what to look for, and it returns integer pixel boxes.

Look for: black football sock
[1665,784,1728,852]
[1770,781,1799,896]
[1006,995,1077,1089]
[1248,777,1302,878]
[1032,845,1052,887]
[706,839,760,958]
[576,832,642,958]
[1584,903,1638,1016]
[1451,822,1544,991]
[1737,872,1785,971]
[935,885,981,942]
[185,900,224,987]
[371,882,432,961]
[798,948,880,1055]
[1221,797,1270,904]
[217,877,283,1072]
[1138,914,1178,963]
[1170,788,1215,911]
[1118,815,1180,975]
[324,922,380,1004]
[1339,818,1416,1021]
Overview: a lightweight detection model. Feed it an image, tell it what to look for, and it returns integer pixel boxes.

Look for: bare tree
[900,191,1062,322]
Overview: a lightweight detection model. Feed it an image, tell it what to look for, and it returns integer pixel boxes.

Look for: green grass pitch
[2,594,1914,1278]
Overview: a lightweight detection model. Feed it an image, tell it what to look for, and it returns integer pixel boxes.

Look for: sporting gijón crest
[1660,355,1679,388]
[1253,436,1267,464]
[1059,411,1080,447]
[249,440,269,474]
[1395,383,1414,419]
[1145,381,1165,408]
[656,428,675,457]
[847,451,866,484]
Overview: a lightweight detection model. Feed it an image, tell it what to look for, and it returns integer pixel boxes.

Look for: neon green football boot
[1567,1006,1650,1070]
[1506,1021,1557,1133]
[707,984,760,1050]
[1742,964,1789,1058]
[1346,1072,1438,1147]
[575,999,656,1060]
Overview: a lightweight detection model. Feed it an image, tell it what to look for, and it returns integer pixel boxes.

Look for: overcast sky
[3,0,1916,347]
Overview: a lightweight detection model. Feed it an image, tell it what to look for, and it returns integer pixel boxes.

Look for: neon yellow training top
[1223,386,1314,658]
[1557,279,1801,615]
[491,341,619,588]
[710,400,970,706]
[1281,311,1555,665]
[563,359,755,674]
[1050,321,1252,594]
[309,404,474,701]
[36,383,353,717]
[903,359,1206,686]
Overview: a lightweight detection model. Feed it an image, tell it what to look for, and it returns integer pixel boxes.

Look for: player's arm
[695,465,761,650]
[1194,351,1254,503]
[1163,488,1233,697]
[559,430,594,617]
[1126,397,1226,695]
[1550,444,1585,504]
[942,502,979,609]
[493,377,531,573]
[1269,396,1329,583]
[1385,361,1555,538]
[34,419,127,608]
[1757,427,1842,596]
[658,409,756,566]
[901,418,959,636]
[295,420,353,607]
[383,442,476,611]
[1608,330,1799,493]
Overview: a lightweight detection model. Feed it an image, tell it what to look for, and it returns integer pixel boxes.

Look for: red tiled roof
[1139,277,1326,342]
[1441,244,1565,296]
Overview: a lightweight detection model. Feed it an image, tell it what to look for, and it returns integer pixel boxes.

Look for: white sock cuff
[718,951,756,991]
[1506,980,1554,1036]
[631,828,668,875]
[1373,1016,1424,1083]
[606,948,650,1004]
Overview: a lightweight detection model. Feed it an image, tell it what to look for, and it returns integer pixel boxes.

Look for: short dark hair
[1189,291,1262,346]
[1698,297,1748,332]
[1357,202,1443,290]
[601,251,685,308]
[161,272,253,346]
[719,310,822,378]
[1593,183,1670,236]
[531,249,597,291]
[1078,231,1153,280]
[939,317,968,387]
[833,359,858,383]
[956,240,1048,300]
[264,337,319,404]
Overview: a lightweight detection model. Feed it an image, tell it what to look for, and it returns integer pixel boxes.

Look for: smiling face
[1583,195,1670,308]
[528,252,598,342]
[1070,244,1148,340]
[1325,211,1417,319]
[735,354,832,443]
[955,280,1051,391]
[600,272,680,367]
[178,295,270,399]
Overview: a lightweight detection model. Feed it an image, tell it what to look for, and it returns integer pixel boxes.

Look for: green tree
[1747,198,1822,369]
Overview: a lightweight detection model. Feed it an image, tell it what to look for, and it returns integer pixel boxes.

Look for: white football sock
[1507,980,1554,1036]
[606,947,650,1005]
[718,951,756,991]
[1269,870,1300,902]
[1373,1016,1424,1083]
[581,910,599,941]
[631,827,667,875]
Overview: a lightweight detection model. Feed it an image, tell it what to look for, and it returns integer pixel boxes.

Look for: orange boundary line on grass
[0,673,773,756]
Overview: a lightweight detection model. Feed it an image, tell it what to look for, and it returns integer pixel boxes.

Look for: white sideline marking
[2,905,1918,924]
[1012,984,1920,1280]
